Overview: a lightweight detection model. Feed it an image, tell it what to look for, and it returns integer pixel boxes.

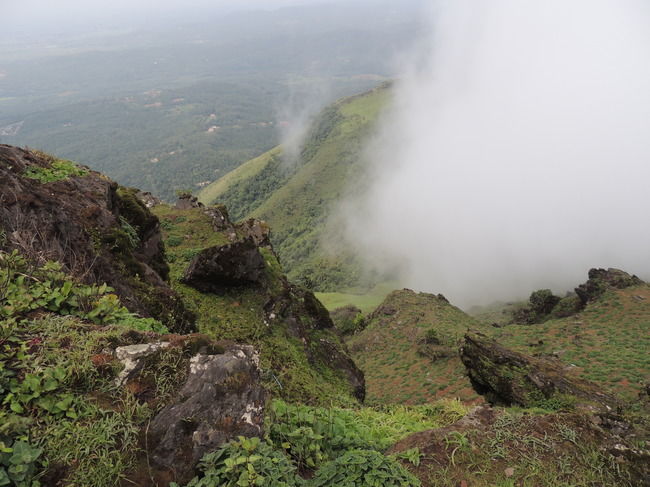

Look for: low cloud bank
[344,0,650,306]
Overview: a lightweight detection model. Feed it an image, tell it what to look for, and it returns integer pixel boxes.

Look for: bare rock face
[174,193,203,210]
[136,191,161,208]
[237,218,272,248]
[181,239,267,293]
[460,332,621,414]
[148,344,266,484]
[0,145,194,332]
[575,268,644,305]
[203,204,233,232]
[114,341,171,386]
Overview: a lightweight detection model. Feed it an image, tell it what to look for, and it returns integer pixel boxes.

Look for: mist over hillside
[2,2,650,485]
[344,0,650,306]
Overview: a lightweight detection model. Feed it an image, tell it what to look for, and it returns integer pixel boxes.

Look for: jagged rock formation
[0,145,194,332]
[575,267,644,305]
[512,268,645,324]
[182,239,267,292]
[460,332,621,413]
[157,197,365,404]
[92,330,269,485]
[149,344,266,483]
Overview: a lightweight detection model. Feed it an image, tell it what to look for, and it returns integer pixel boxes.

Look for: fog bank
[345,0,650,306]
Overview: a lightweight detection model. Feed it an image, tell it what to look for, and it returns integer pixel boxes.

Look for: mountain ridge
[198,84,392,291]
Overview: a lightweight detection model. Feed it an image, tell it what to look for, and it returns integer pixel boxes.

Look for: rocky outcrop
[263,284,365,402]
[181,239,267,293]
[0,145,194,332]
[135,191,161,208]
[237,218,272,248]
[575,268,644,305]
[114,341,171,386]
[174,192,203,210]
[511,269,645,324]
[175,203,365,403]
[148,344,266,483]
[460,332,621,414]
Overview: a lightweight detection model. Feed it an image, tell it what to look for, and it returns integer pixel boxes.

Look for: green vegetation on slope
[390,407,641,487]
[315,282,396,314]
[347,289,488,405]
[197,147,283,213]
[176,398,468,487]
[152,204,359,406]
[199,85,392,291]
[351,278,650,407]
[0,250,177,486]
[491,285,650,401]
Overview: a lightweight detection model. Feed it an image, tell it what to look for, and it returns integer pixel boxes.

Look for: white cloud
[344,0,650,306]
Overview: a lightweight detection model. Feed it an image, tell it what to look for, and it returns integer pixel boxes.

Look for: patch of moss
[23,157,88,183]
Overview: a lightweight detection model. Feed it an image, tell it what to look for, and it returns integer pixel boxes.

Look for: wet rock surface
[148,344,266,483]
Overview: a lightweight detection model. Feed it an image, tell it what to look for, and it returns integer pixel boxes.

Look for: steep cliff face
[0,145,194,332]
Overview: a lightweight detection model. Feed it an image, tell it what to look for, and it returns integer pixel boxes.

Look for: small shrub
[0,250,167,330]
[310,449,420,487]
[166,236,184,247]
[0,439,42,487]
[550,295,583,318]
[330,306,366,336]
[118,217,140,250]
[423,328,441,345]
[179,436,300,487]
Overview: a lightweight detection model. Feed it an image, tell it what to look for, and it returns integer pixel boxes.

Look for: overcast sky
[0,0,337,39]
[1,0,428,44]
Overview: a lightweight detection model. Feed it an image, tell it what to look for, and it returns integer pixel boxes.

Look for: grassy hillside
[491,284,650,401]
[347,290,488,406]
[198,85,392,291]
[351,276,650,408]
[3,151,648,486]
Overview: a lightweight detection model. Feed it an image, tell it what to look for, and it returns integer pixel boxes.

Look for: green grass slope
[198,85,391,291]
[347,290,489,406]
[490,284,650,401]
[346,277,650,407]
